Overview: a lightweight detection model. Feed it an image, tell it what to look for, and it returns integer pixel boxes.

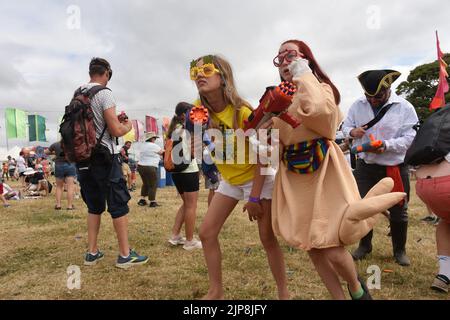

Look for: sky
[0,0,449,150]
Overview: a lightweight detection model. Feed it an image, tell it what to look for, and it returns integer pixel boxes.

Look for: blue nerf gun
[351,134,383,154]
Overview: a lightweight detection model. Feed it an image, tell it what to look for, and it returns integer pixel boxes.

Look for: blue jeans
[55,162,77,180]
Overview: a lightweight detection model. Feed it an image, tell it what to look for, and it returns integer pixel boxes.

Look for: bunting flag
[134,120,145,142]
[5,108,27,139]
[162,117,170,139]
[123,120,145,142]
[145,116,158,134]
[430,31,449,110]
[28,115,47,142]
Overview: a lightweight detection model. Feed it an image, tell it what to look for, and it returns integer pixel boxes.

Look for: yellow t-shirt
[209,104,255,185]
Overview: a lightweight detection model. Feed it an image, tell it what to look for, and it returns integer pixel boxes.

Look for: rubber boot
[390,220,410,266]
[351,230,373,260]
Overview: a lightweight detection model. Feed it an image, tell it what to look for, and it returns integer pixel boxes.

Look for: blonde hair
[195,55,252,129]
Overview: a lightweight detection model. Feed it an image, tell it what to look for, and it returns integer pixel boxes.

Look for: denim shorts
[55,162,77,179]
[77,154,131,219]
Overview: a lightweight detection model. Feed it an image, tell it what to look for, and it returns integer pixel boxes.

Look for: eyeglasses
[273,50,300,67]
[190,63,221,80]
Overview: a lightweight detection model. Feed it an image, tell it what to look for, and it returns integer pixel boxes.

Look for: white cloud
[0,0,449,151]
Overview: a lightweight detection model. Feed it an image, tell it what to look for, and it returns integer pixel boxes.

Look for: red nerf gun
[351,134,383,154]
[244,81,300,131]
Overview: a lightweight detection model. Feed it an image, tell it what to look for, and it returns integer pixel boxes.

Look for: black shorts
[171,172,200,194]
[77,154,131,219]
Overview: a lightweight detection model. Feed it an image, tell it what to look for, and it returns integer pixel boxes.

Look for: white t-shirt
[79,83,117,154]
[139,142,162,168]
[8,160,15,170]
[17,156,26,172]
[174,126,198,173]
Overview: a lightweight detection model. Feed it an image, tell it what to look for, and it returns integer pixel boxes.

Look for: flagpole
[35,115,38,142]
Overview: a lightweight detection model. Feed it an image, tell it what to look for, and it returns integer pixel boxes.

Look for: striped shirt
[79,82,117,154]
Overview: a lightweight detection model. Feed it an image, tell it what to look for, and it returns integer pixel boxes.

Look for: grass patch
[0,176,448,300]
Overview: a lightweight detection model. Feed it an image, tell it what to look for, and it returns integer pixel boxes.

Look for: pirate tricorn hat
[358,69,401,96]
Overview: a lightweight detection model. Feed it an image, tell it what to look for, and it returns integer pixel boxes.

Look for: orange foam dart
[351,134,383,154]
[189,105,209,125]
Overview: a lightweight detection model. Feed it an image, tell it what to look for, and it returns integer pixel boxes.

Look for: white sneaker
[168,235,186,246]
[183,239,203,251]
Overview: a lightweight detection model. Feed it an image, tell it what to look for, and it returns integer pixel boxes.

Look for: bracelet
[248,196,261,203]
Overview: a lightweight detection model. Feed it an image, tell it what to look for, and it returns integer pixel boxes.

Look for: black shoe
[348,276,373,300]
[351,245,372,260]
[149,202,161,208]
[137,199,148,206]
[351,230,373,261]
[421,215,436,222]
[431,274,450,293]
[432,217,441,226]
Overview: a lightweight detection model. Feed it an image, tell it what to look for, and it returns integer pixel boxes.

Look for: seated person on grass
[2,182,21,200]
[23,168,49,197]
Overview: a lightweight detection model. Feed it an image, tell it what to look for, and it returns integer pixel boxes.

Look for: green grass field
[0,176,448,300]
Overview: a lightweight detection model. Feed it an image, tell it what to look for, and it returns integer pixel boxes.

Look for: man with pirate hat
[342,69,419,266]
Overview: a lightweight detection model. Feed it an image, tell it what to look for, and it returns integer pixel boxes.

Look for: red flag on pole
[145,116,159,134]
[430,31,449,110]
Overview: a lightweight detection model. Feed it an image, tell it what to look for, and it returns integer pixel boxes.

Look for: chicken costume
[271,66,405,250]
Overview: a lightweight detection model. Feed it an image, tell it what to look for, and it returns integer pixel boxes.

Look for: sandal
[55,205,62,210]
[66,206,75,210]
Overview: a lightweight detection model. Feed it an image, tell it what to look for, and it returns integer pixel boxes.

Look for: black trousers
[353,159,410,222]
[137,165,158,201]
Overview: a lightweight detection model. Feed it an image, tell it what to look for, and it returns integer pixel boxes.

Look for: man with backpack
[342,69,419,266]
[66,57,148,269]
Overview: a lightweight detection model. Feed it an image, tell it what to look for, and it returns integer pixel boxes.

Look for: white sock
[89,251,98,256]
[438,255,450,279]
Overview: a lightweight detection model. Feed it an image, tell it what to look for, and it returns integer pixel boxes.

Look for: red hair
[281,40,341,105]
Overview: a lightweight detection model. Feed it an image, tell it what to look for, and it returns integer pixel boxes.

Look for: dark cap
[358,69,401,96]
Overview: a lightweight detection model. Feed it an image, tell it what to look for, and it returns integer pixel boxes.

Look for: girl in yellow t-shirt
[191,54,289,300]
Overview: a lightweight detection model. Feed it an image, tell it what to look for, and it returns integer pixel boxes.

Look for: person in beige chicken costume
[260,40,406,299]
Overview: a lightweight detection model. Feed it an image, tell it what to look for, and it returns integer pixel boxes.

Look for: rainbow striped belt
[282,138,329,174]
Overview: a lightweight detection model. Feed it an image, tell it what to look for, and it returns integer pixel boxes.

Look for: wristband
[248,196,260,203]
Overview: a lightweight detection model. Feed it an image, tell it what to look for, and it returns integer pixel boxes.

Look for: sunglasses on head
[273,50,300,67]
[190,63,221,80]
